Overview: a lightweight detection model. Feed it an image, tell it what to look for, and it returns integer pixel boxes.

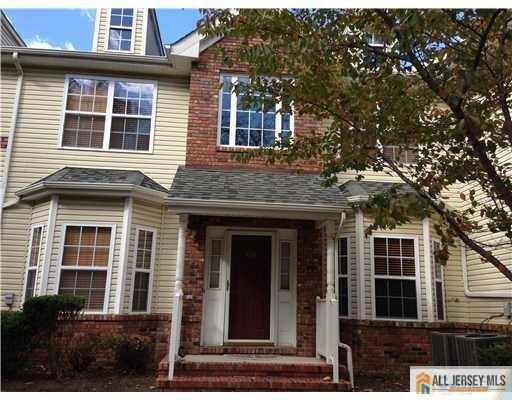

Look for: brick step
[175,361,333,378]
[200,346,297,355]
[157,376,352,391]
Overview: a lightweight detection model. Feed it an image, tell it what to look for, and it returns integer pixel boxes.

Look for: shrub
[100,334,152,373]
[66,335,98,373]
[1,311,33,376]
[22,294,85,377]
[479,340,512,366]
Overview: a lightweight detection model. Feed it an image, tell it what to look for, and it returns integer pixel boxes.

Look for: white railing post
[168,214,188,380]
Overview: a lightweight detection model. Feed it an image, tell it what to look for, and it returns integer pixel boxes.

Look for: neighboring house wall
[0,66,188,310]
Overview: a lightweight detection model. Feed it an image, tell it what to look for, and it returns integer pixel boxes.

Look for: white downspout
[0,52,23,223]
[460,240,512,298]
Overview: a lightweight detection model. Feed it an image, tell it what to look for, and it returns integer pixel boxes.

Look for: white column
[423,217,434,322]
[168,214,188,380]
[355,209,366,319]
[325,220,337,301]
[114,197,133,314]
[39,194,58,295]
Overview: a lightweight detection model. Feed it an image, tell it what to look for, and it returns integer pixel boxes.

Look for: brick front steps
[157,355,351,391]
[200,345,297,355]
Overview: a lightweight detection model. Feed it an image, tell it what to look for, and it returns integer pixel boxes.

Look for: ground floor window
[337,237,350,317]
[131,227,156,312]
[58,224,114,312]
[373,236,419,319]
[432,240,446,320]
[24,225,44,301]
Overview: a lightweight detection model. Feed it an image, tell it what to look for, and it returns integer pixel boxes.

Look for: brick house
[1,8,510,390]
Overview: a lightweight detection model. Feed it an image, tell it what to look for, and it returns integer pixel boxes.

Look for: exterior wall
[180,215,324,356]
[340,319,512,379]
[185,37,323,172]
[0,66,17,184]
[0,65,188,311]
[94,8,147,55]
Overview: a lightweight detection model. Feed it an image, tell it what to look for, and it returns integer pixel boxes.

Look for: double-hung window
[337,237,350,317]
[58,225,114,312]
[24,225,44,301]
[432,240,446,320]
[218,74,293,148]
[107,8,134,52]
[131,228,156,312]
[61,76,156,152]
[373,236,419,319]
[382,145,418,164]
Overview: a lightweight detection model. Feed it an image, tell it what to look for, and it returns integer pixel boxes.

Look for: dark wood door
[228,235,272,340]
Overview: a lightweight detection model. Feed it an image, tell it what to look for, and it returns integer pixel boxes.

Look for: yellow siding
[0,67,17,183]
[95,8,147,55]
[47,198,124,313]
[0,65,188,312]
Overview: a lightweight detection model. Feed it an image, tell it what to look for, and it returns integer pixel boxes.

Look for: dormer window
[107,8,134,52]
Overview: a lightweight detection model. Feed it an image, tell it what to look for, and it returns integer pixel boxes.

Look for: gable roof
[1,10,26,47]
[168,166,348,211]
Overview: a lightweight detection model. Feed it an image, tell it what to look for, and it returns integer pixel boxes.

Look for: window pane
[62,226,111,268]
[401,239,415,257]
[374,278,417,319]
[132,271,150,312]
[24,269,36,300]
[29,227,43,267]
[59,270,107,311]
[374,238,387,256]
[209,239,222,289]
[436,281,444,320]
[388,257,401,276]
[263,130,275,147]
[235,129,248,146]
[110,117,151,151]
[374,257,387,275]
[338,238,348,275]
[339,276,348,316]
[280,242,291,290]
[62,115,104,149]
[249,129,262,147]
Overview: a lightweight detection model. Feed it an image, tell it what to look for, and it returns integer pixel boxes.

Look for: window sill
[216,145,268,153]
[58,146,154,155]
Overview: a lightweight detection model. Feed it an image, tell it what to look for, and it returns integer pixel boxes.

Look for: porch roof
[167,166,349,216]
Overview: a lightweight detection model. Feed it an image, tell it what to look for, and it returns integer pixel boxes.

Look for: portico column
[168,214,188,380]
[325,220,337,301]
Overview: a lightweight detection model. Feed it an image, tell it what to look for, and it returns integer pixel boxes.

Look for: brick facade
[340,319,512,379]
[180,215,325,356]
[186,36,324,172]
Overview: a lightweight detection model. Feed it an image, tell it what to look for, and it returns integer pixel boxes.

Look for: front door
[228,235,272,340]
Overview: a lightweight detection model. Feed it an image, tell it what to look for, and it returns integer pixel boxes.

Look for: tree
[201,9,512,280]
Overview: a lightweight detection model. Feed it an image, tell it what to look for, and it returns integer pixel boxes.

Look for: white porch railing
[167,289,183,379]
[316,296,339,383]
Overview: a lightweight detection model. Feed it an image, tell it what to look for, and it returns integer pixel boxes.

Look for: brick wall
[340,319,512,379]
[186,36,324,172]
[180,215,325,356]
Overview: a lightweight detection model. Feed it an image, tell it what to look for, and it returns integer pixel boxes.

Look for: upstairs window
[61,76,156,152]
[218,74,293,148]
[108,8,134,52]
[382,145,418,164]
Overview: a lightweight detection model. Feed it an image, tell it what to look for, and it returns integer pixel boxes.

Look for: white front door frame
[201,225,297,347]
[223,229,278,344]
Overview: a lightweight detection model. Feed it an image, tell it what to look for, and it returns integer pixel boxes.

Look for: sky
[3,9,202,51]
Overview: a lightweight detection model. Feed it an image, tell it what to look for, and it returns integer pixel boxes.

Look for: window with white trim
[373,237,418,319]
[218,74,293,148]
[280,241,291,290]
[24,226,44,301]
[432,240,446,320]
[337,237,349,317]
[58,225,113,312]
[208,239,222,289]
[107,8,134,52]
[382,145,418,164]
[131,228,155,312]
[61,77,155,152]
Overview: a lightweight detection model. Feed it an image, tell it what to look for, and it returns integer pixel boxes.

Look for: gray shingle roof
[168,166,348,208]
[24,167,168,193]
[339,180,416,198]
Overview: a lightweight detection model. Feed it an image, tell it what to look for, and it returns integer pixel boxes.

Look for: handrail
[338,342,354,389]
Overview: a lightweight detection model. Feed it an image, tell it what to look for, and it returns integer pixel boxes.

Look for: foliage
[22,294,85,377]
[66,335,98,373]
[99,334,152,373]
[1,311,33,376]
[478,340,512,366]
[201,9,512,280]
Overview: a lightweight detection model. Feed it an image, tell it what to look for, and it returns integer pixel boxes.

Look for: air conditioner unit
[455,333,509,366]
[432,332,465,366]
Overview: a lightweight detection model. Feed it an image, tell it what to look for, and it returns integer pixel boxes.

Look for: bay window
[372,236,419,320]
[218,74,293,148]
[58,225,114,312]
[61,76,156,152]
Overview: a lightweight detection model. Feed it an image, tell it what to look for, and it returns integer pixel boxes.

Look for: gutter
[0,52,23,223]
[460,240,512,299]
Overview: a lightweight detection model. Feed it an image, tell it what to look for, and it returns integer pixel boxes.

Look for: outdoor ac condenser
[455,333,509,366]
[431,332,464,366]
